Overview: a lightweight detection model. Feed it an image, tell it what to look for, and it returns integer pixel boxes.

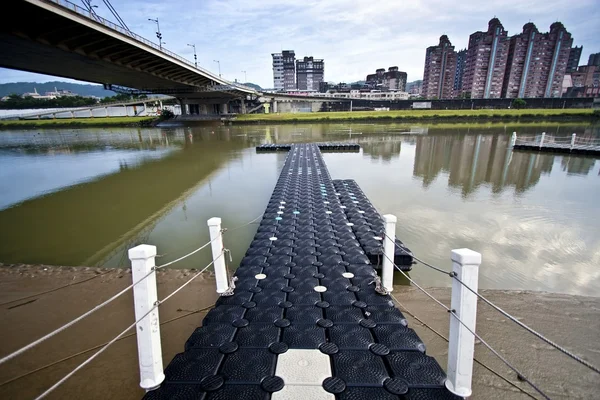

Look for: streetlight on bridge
[187,43,197,68]
[241,70,247,82]
[213,60,221,77]
[148,18,162,50]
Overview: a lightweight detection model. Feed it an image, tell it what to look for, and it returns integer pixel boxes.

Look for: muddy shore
[0,264,598,399]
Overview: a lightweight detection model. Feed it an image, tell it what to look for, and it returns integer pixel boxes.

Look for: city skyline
[0,0,598,88]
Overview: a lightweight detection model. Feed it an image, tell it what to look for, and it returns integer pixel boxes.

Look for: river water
[0,122,598,296]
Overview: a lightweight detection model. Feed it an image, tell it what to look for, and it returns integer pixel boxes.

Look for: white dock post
[207,217,229,294]
[539,132,546,149]
[511,132,517,147]
[571,133,576,149]
[446,248,481,398]
[382,214,397,292]
[128,244,165,391]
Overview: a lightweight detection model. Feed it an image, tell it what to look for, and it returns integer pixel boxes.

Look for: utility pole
[187,43,197,67]
[148,18,162,50]
[241,70,247,82]
[213,60,221,77]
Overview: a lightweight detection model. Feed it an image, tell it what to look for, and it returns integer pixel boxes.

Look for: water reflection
[413,135,560,196]
[0,122,598,296]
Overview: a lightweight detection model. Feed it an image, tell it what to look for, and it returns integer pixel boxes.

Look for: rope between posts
[382,252,551,400]
[383,231,600,375]
[34,253,222,400]
[155,232,223,269]
[387,292,538,400]
[0,268,154,366]
[226,214,264,232]
[452,275,600,375]
[0,234,223,365]
[382,232,452,275]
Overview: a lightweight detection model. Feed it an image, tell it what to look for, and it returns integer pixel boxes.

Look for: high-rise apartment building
[282,50,296,90]
[462,18,510,99]
[296,56,324,91]
[272,51,296,90]
[366,67,407,91]
[454,49,467,95]
[589,53,600,67]
[566,46,582,72]
[271,53,284,90]
[422,35,458,99]
[501,22,573,98]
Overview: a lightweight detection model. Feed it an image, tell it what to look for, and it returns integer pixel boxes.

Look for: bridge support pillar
[220,103,228,114]
[200,104,208,115]
[272,100,278,113]
[240,100,247,114]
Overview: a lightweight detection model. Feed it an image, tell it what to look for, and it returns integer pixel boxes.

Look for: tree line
[0,93,149,109]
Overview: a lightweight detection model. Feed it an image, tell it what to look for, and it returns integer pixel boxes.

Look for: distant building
[272,53,284,90]
[502,22,573,98]
[422,35,458,99]
[566,46,582,72]
[366,67,407,91]
[563,65,600,97]
[462,18,511,99]
[570,65,598,87]
[588,52,600,67]
[454,49,467,95]
[21,88,56,100]
[282,50,296,90]
[296,56,324,91]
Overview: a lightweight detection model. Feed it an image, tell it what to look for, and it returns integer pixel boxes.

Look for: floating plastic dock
[146,143,458,400]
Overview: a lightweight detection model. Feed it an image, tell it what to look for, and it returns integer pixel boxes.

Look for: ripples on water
[0,123,598,296]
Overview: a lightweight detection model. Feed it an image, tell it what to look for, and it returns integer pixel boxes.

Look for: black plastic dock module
[146,144,458,400]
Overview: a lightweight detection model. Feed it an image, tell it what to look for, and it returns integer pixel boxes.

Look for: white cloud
[1,0,598,87]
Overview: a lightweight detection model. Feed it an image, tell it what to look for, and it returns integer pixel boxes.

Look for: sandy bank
[0,264,597,399]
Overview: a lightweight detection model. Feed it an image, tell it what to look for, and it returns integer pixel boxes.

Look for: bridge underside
[0,0,243,101]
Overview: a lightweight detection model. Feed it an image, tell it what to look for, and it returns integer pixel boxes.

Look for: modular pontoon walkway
[146,143,459,400]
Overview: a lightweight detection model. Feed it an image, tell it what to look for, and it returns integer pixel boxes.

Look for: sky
[1,0,599,88]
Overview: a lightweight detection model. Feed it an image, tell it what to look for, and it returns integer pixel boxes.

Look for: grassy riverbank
[234,108,598,124]
[0,116,156,129]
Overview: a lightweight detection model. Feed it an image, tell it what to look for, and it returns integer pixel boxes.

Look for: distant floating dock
[257,143,360,152]
[147,143,456,399]
[512,133,600,156]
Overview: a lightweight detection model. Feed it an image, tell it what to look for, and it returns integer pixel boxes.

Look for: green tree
[512,98,527,109]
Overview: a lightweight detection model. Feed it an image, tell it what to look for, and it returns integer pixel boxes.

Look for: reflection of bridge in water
[0,128,250,267]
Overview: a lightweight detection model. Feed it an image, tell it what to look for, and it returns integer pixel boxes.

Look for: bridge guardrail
[48,0,256,94]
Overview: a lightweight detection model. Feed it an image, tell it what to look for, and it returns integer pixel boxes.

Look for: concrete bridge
[0,0,258,116]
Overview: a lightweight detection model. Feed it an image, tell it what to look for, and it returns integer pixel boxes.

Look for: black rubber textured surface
[145,143,458,400]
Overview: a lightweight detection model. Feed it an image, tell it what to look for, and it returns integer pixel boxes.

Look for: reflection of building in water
[414,135,556,196]
[561,157,596,175]
[359,137,402,162]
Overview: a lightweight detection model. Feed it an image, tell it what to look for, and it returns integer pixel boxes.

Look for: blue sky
[1,0,598,88]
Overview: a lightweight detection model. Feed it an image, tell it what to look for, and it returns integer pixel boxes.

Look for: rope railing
[0,268,154,366]
[513,134,600,148]
[382,231,600,376]
[387,292,538,400]
[0,233,219,366]
[34,252,223,400]
[381,252,551,400]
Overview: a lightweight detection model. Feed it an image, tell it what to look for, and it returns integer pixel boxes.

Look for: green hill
[0,81,115,98]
